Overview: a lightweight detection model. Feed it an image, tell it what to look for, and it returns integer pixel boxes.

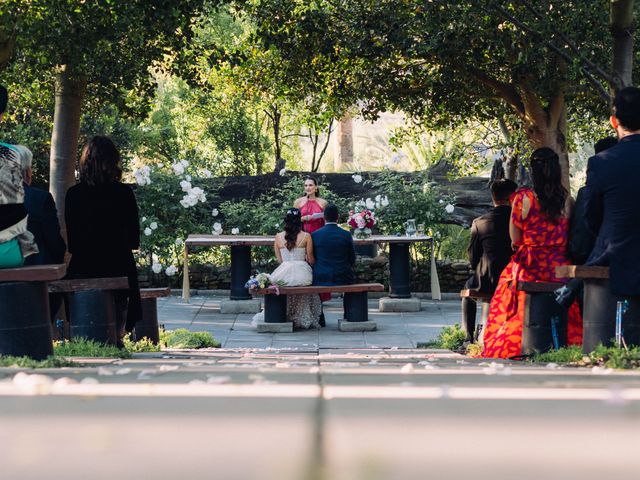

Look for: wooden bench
[0,264,66,360]
[136,287,171,344]
[516,281,568,355]
[556,265,640,352]
[254,283,385,333]
[49,277,129,345]
[460,289,492,344]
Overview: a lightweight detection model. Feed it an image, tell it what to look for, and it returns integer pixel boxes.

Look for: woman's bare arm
[274,233,283,263]
[305,234,315,265]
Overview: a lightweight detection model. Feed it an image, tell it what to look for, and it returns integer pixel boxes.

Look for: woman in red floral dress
[482,148,582,358]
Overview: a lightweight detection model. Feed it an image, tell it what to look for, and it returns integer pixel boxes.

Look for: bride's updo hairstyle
[529,147,567,222]
[284,208,302,250]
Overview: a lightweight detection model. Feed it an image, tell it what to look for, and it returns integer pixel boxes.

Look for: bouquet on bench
[245,273,287,293]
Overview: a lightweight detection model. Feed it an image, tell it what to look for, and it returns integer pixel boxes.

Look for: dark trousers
[461,297,477,342]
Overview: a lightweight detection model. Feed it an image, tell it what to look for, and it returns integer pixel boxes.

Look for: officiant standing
[294,177,327,234]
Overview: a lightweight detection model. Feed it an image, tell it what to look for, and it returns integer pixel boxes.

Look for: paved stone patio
[157,294,460,349]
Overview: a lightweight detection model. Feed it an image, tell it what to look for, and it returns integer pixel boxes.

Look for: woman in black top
[65,135,141,335]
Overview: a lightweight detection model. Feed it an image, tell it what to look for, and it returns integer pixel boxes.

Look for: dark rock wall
[138,256,473,293]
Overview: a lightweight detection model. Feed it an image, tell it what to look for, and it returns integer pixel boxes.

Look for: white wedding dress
[252,233,322,329]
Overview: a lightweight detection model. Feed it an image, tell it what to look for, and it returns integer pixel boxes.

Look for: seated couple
[252,204,356,329]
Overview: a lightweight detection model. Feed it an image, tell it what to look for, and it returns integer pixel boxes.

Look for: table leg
[230,245,252,300]
[182,245,190,302]
[389,243,411,298]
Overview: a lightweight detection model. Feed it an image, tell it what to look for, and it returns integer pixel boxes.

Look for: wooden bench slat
[517,281,564,293]
[140,287,171,299]
[555,265,610,279]
[460,289,492,299]
[254,283,384,295]
[48,277,129,293]
[0,264,67,282]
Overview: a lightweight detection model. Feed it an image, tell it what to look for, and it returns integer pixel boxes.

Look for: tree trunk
[610,0,635,90]
[333,114,354,172]
[268,105,285,172]
[49,67,86,241]
[525,108,570,191]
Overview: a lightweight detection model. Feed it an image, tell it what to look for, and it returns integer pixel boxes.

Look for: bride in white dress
[252,208,322,329]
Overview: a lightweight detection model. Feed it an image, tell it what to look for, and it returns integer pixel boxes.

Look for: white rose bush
[135,159,218,282]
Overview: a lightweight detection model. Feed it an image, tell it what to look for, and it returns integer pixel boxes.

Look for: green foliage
[122,334,162,353]
[534,345,584,364]
[367,170,454,235]
[0,355,75,368]
[134,169,214,273]
[534,344,640,370]
[160,328,221,349]
[421,325,466,351]
[436,225,471,261]
[54,338,132,359]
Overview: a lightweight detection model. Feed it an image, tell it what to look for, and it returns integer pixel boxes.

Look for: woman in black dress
[65,135,141,336]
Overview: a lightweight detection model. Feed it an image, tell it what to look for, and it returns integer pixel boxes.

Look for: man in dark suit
[19,147,66,266]
[461,179,517,341]
[312,204,356,326]
[555,137,617,309]
[584,86,640,296]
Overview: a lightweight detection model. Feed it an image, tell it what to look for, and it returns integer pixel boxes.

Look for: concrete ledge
[378,297,422,312]
[220,299,262,314]
[339,319,377,332]
[168,289,462,300]
[256,321,293,333]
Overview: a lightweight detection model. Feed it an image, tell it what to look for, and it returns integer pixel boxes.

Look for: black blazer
[311,223,356,286]
[23,185,66,266]
[585,134,640,296]
[465,205,512,295]
[567,186,596,265]
[65,181,140,278]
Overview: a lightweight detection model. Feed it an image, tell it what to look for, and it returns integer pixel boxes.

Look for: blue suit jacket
[584,134,640,296]
[23,185,66,266]
[311,223,356,285]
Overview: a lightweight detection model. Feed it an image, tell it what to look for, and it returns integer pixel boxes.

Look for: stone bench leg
[257,294,292,333]
[67,290,118,345]
[521,292,568,355]
[136,298,160,344]
[340,292,376,332]
[583,278,640,352]
[0,281,54,360]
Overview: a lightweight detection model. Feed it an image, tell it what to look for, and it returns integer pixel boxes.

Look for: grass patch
[160,328,221,349]
[123,334,162,353]
[419,325,466,351]
[54,338,131,359]
[0,355,75,368]
[533,344,640,369]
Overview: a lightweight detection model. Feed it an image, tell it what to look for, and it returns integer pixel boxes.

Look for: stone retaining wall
[138,257,473,293]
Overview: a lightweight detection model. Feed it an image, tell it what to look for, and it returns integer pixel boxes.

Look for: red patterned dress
[482,188,582,358]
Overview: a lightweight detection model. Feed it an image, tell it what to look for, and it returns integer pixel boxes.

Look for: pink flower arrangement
[348,209,376,230]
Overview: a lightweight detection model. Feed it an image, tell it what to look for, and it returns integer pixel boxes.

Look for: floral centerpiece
[348,208,376,239]
[245,273,287,292]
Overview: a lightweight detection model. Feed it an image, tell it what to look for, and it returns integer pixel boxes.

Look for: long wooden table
[183,234,439,302]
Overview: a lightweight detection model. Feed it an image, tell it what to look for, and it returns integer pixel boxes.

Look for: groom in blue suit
[312,204,356,285]
[312,204,356,326]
